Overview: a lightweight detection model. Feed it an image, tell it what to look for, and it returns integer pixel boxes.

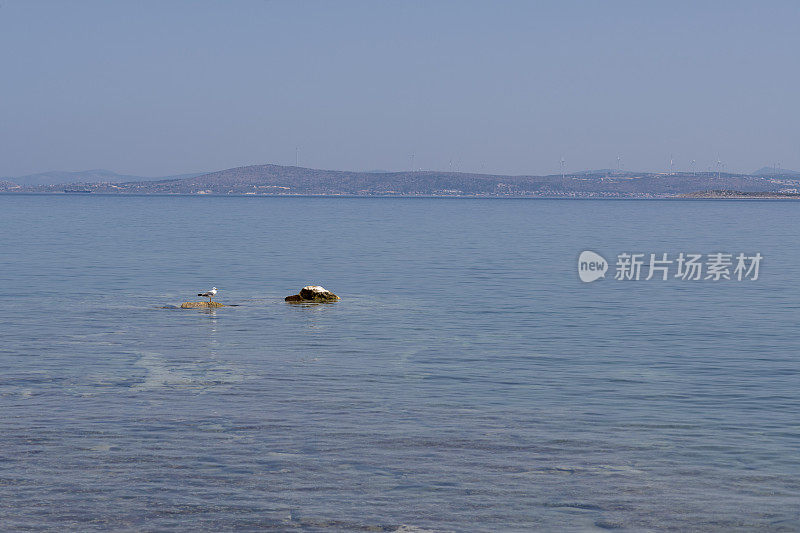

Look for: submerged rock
[285,285,340,303]
[299,286,340,301]
[180,301,226,309]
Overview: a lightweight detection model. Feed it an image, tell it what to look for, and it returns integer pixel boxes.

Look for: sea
[0,194,798,531]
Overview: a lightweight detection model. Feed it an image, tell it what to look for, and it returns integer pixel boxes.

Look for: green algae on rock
[285,285,340,303]
[180,301,226,309]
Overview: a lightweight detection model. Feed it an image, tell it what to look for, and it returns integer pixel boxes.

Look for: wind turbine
[616,155,621,173]
[295,146,300,167]
[560,157,566,179]
[690,159,696,176]
[410,153,415,172]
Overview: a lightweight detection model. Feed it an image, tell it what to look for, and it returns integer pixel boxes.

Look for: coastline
[3,191,800,200]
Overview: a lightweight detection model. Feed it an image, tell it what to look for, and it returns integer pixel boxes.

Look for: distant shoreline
[3,163,800,198]
[679,190,800,199]
[4,191,800,201]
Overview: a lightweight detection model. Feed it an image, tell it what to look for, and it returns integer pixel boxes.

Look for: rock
[299,286,340,301]
[180,301,226,309]
[285,285,340,303]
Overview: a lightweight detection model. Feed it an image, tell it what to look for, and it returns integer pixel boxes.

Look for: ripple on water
[131,352,245,391]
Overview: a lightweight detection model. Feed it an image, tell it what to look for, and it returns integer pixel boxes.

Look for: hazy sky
[1,0,798,177]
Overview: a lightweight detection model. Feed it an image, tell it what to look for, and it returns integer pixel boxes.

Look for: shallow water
[1,195,798,531]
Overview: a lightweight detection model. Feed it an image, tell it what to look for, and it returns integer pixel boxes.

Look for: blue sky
[1,0,798,176]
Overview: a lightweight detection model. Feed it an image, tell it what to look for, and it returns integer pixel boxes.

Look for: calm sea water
[1,194,798,531]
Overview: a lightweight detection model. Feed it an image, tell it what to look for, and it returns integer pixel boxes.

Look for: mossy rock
[285,285,340,303]
[180,301,226,309]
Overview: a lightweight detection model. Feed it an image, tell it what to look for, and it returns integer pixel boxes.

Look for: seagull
[198,287,218,303]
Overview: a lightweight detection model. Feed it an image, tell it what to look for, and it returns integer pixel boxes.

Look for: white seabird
[198,287,218,302]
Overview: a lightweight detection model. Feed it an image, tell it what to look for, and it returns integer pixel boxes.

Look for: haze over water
[1,195,798,531]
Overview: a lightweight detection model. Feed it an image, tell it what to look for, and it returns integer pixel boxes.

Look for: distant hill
[572,168,639,176]
[9,169,206,186]
[751,166,800,177]
[39,163,798,197]
[7,163,800,198]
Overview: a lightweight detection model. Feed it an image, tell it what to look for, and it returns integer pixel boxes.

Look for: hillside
[102,165,799,197]
[8,169,207,186]
[751,166,800,178]
[5,163,800,198]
